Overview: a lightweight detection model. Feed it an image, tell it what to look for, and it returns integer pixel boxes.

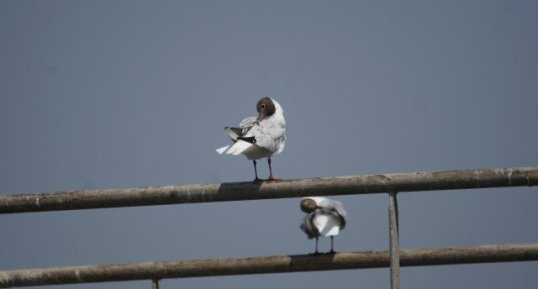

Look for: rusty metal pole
[1,243,537,288]
[0,167,537,214]
[389,192,400,289]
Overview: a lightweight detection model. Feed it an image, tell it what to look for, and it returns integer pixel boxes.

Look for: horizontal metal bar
[0,243,537,288]
[1,167,536,214]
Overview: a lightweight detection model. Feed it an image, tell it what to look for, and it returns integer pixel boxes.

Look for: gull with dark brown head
[216,97,286,182]
[300,197,347,254]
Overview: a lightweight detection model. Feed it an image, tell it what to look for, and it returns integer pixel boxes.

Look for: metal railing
[0,167,537,288]
[1,244,537,288]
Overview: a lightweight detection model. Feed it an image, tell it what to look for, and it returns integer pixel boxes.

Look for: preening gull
[300,197,347,254]
[216,97,286,182]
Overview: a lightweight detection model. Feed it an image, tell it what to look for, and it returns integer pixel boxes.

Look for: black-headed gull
[300,197,347,254]
[216,97,286,182]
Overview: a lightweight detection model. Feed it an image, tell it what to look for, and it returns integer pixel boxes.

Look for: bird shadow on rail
[214,180,263,199]
[288,252,338,270]
[214,179,286,202]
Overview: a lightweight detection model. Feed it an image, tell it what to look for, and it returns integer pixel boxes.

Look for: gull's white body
[216,98,286,160]
[300,197,347,238]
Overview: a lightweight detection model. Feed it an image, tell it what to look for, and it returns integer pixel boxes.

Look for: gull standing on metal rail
[300,197,347,254]
[216,97,286,182]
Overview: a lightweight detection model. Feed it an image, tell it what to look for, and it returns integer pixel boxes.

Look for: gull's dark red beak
[256,110,266,124]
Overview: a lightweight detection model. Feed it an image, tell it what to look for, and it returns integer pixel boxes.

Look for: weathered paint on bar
[0,243,537,288]
[1,167,536,213]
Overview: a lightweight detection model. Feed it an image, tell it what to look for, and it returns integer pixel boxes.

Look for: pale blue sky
[1,1,537,288]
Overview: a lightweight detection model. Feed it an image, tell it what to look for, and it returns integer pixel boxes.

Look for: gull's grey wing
[224,116,257,142]
[300,213,319,239]
[239,116,257,129]
[242,119,285,153]
[224,127,243,141]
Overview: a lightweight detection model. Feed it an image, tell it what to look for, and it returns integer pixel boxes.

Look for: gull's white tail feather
[225,140,253,155]
[216,146,230,154]
[216,140,253,156]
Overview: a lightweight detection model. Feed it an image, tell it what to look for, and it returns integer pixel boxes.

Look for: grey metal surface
[0,243,537,288]
[1,167,536,213]
[388,192,400,289]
